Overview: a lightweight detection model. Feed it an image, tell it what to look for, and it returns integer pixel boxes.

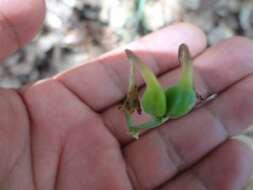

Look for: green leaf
[125,49,167,118]
[127,116,169,139]
[165,44,196,119]
[165,86,196,119]
[178,44,194,89]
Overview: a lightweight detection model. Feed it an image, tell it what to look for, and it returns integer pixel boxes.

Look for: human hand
[1,0,253,190]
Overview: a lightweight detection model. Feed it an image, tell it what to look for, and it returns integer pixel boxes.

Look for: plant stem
[125,110,169,129]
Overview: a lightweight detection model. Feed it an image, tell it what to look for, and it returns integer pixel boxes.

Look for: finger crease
[0,10,21,49]
[125,157,142,190]
[98,60,126,100]
[193,65,212,99]
[205,106,230,138]
[156,129,186,173]
[189,170,210,190]
[56,78,93,110]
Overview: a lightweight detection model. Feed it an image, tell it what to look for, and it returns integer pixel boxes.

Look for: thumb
[0,0,45,61]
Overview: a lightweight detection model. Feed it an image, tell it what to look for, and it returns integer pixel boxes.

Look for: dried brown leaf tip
[119,54,142,114]
[120,85,142,114]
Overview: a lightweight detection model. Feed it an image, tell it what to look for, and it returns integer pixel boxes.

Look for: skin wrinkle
[53,127,65,190]
[192,140,253,190]
[124,155,141,190]
[204,106,229,138]
[1,0,46,46]
[15,90,36,190]
[187,171,210,190]
[192,37,253,101]
[0,143,30,188]
[21,79,68,190]
[132,107,228,190]
[17,96,37,190]
[56,60,127,113]
[55,78,119,147]
[156,173,209,190]
[193,67,212,99]
[39,79,96,189]
[0,8,20,49]
[194,37,253,95]
[120,144,136,190]
[0,132,26,187]
[0,90,32,188]
[56,78,94,115]
[56,129,132,189]
[206,72,253,135]
[20,79,59,190]
[155,129,185,172]
[143,50,169,77]
[97,59,126,110]
[61,127,119,166]
[155,104,229,189]
[222,69,253,94]
[123,129,184,190]
[49,79,133,190]
[156,73,253,190]
[49,79,75,190]
[143,96,233,189]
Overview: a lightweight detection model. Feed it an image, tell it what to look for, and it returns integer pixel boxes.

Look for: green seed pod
[125,49,167,118]
[165,44,196,119]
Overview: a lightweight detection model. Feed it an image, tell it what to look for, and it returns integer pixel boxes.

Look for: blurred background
[0,0,253,88]
[0,0,253,189]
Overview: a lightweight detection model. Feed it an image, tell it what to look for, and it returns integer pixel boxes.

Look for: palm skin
[1,0,253,190]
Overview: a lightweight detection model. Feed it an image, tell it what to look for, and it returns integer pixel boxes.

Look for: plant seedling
[120,44,197,139]
[165,44,196,119]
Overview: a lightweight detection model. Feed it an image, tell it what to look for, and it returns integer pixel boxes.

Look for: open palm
[1,1,253,190]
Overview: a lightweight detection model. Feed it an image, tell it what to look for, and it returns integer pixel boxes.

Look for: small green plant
[120,44,197,139]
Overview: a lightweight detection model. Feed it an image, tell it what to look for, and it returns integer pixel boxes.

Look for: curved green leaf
[165,86,196,119]
[125,49,167,118]
[165,44,196,118]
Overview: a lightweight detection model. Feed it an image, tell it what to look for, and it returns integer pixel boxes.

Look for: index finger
[56,23,207,111]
